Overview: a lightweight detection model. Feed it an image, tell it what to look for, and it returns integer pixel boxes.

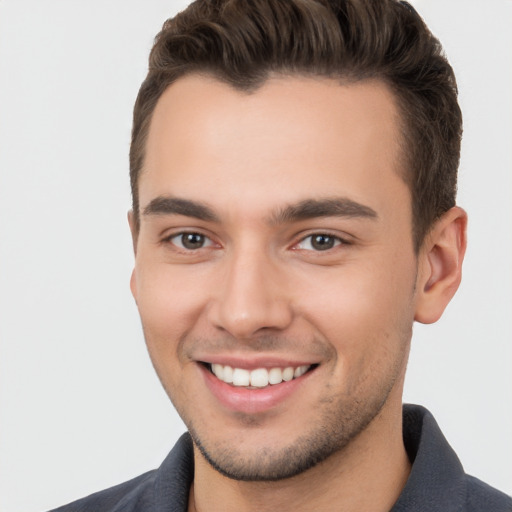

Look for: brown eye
[181,233,205,249]
[296,234,343,251]
[169,232,214,250]
[311,235,336,250]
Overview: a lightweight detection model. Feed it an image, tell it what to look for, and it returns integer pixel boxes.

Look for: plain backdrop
[0,1,511,510]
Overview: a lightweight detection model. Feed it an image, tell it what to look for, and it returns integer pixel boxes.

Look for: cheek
[133,266,207,405]
[294,255,416,362]
[133,263,210,359]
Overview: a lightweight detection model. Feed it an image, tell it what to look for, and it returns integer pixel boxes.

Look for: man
[50,0,511,510]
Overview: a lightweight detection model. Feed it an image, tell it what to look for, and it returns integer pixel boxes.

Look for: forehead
[140,74,408,222]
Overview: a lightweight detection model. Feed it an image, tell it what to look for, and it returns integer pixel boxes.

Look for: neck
[188,401,411,512]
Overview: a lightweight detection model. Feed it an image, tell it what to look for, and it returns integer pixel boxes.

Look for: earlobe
[414,207,467,324]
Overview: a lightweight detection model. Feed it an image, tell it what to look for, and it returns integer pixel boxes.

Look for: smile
[208,363,313,388]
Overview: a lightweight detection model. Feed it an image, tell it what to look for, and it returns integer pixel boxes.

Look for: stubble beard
[151,327,411,483]
[188,389,394,482]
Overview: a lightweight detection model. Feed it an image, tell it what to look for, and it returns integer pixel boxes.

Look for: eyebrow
[142,195,378,225]
[269,198,378,224]
[143,196,219,222]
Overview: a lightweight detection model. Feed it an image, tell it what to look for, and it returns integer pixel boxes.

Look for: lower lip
[200,364,314,414]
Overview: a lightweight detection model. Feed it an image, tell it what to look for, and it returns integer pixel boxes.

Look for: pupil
[312,234,334,251]
[182,233,204,249]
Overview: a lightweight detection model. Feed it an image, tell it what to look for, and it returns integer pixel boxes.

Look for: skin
[129,74,467,512]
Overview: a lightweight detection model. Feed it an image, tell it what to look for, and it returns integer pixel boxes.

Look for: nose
[208,248,294,340]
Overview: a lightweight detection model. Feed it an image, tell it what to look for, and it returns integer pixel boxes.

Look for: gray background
[0,1,511,510]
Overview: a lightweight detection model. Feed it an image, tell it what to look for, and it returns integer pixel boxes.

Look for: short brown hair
[130,0,462,250]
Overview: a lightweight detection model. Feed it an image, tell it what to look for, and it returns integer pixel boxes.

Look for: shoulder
[395,405,512,511]
[47,433,194,512]
[49,470,157,512]
[464,474,512,512]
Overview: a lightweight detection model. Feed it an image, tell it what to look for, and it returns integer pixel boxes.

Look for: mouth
[204,362,317,389]
[198,359,320,413]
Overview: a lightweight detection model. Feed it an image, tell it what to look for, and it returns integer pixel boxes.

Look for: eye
[167,232,215,250]
[295,234,344,251]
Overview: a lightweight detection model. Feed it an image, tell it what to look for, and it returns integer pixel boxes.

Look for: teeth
[232,368,250,386]
[268,367,283,385]
[250,368,269,387]
[209,363,312,388]
[282,367,294,381]
[294,365,309,378]
[223,365,233,383]
[212,363,223,379]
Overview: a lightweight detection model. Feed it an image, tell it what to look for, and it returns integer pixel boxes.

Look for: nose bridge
[209,240,293,338]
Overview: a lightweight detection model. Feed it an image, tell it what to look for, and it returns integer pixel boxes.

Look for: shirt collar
[153,404,467,512]
[391,404,466,511]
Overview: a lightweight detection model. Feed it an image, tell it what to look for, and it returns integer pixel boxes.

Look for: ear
[127,210,138,255]
[127,210,138,303]
[414,206,467,324]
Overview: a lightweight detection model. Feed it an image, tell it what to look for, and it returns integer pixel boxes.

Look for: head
[130,0,462,252]
[128,0,466,483]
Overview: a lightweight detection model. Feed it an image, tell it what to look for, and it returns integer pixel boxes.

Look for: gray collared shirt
[50,404,512,511]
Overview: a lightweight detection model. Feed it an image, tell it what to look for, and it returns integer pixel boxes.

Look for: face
[131,74,419,481]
